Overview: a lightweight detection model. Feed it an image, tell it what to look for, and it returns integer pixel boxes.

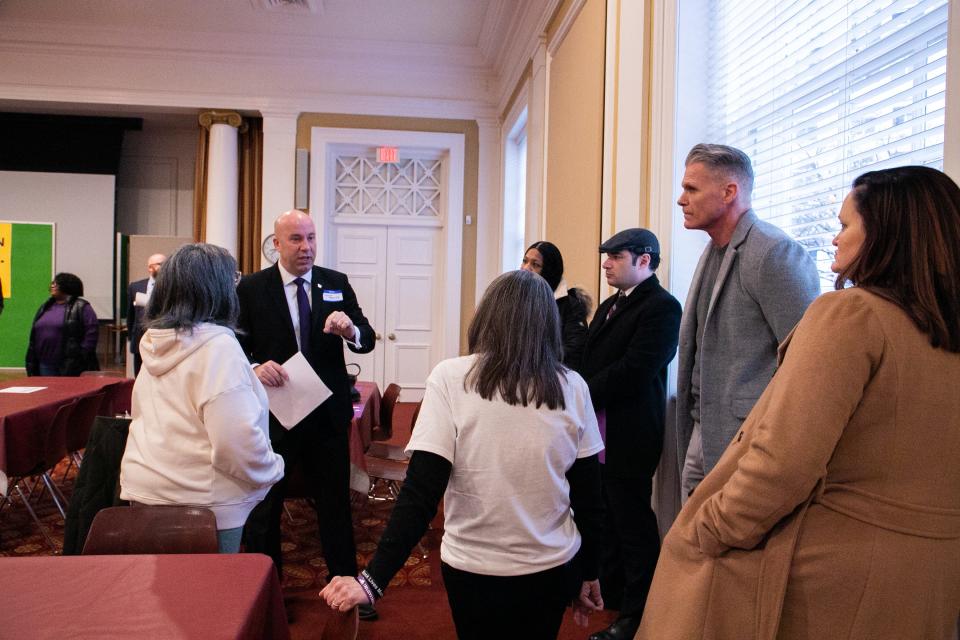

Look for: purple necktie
[294,277,311,353]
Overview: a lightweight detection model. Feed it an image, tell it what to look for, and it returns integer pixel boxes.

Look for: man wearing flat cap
[580,228,681,640]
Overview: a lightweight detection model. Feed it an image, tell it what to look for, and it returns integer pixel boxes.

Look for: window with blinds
[704,0,950,290]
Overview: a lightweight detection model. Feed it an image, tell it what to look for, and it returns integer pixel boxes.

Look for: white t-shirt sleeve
[405,366,457,464]
[572,373,605,458]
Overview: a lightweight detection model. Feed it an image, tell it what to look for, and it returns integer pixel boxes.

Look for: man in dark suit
[126,253,166,376]
[580,228,681,640]
[237,210,377,619]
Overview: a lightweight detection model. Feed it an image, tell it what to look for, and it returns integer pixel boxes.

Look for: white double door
[331,223,440,400]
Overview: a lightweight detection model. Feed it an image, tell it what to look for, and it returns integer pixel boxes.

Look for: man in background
[126,253,165,376]
[580,228,682,640]
[237,210,378,620]
[675,143,820,498]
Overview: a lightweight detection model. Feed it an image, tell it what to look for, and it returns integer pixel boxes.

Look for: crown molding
[0,82,499,122]
[493,0,561,114]
[547,0,588,56]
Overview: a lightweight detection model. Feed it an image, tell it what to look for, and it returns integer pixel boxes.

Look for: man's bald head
[273,210,316,276]
[147,254,166,278]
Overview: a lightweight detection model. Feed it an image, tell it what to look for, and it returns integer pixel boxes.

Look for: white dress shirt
[276,263,361,349]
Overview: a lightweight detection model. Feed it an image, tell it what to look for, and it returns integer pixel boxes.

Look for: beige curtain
[192,124,209,243]
[192,114,263,274]
[238,117,263,275]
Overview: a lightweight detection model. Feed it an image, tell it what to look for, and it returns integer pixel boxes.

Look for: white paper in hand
[134,291,150,307]
[264,351,332,429]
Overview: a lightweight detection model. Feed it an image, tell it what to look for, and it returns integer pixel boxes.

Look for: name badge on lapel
[322,290,344,302]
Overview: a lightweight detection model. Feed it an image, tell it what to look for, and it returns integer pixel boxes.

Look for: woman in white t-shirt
[321,269,606,638]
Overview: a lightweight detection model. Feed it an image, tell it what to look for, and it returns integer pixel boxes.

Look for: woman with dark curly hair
[25,272,99,376]
[521,240,592,371]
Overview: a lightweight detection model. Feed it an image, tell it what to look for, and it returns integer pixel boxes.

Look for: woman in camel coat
[638,166,960,640]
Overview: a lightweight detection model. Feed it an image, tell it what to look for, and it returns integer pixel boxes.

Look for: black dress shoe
[358,603,378,621]
[588,614,642,640]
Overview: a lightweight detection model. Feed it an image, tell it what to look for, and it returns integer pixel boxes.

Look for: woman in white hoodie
[120,243,284,553]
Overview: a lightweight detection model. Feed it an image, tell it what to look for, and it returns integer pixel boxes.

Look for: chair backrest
[321,607,359,640]
[378,383,401,440]
[81,505,219,555]
[42,399,77,471]
[66,392,106,453]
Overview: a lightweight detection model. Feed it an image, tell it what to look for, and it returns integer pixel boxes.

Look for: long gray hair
[466,269,566,409]
[144,243,239,332]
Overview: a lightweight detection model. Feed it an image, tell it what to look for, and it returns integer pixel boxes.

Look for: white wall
[117,121,196,238]
[0,170,115,318]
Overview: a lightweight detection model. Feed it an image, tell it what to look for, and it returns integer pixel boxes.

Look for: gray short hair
[144,243,239,332]
[685,143,754,195]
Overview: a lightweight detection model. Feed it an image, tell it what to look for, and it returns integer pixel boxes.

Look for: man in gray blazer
[676,144,820,498]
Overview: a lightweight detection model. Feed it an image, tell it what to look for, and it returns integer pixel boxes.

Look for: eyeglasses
[234,270,242,285]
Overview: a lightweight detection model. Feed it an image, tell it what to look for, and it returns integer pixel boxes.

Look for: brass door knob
[388,333,396,341]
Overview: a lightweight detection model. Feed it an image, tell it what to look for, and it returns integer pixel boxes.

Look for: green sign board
[0,221,55,368]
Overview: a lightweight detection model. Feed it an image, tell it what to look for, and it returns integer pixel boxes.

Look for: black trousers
[441,562,571,640]
[599,469,660,618]
[242,418,357,578]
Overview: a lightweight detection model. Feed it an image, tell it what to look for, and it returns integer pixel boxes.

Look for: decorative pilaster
[199,110,243,257]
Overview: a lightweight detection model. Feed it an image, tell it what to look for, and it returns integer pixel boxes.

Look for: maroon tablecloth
[353,380,380,453]
[0,376,134,492]
[348,381,381,493]
[0,553,290,639]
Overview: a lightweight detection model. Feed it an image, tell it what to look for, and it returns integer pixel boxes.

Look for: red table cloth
[0,376,134,496]
[0,553,289,639]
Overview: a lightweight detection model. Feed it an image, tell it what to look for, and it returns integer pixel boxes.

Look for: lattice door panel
[335,156,442,218]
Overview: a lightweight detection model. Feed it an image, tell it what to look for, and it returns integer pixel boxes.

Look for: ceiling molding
[0,82,499,122]
[547,0,588,56]
[494,0,561,115]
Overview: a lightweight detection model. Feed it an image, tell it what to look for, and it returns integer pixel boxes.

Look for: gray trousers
[680,421,705,503]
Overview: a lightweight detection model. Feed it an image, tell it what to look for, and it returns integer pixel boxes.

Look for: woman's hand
[572,579,604,626]
[319,575,369,613]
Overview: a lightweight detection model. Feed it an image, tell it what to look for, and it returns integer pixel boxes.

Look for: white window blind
[705,0,949,290]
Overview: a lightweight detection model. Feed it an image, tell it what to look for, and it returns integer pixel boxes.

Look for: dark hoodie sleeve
[560,289,591,372]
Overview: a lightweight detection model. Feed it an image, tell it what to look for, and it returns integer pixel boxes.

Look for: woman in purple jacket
[26,272,99,376]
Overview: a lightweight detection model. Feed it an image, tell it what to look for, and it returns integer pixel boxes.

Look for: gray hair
[685,143,754,195]
[144,243,239,332]
[466,269,566,410]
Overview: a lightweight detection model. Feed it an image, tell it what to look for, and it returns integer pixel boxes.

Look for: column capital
[198,110,244,131]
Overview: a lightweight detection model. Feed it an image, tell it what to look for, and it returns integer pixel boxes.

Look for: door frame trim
[309,126,465,363]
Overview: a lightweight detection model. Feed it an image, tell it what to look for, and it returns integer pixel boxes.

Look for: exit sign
[376,146,399,163]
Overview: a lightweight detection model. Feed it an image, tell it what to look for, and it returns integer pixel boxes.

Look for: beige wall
[544,0,607,307]
[296,113,479,353]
